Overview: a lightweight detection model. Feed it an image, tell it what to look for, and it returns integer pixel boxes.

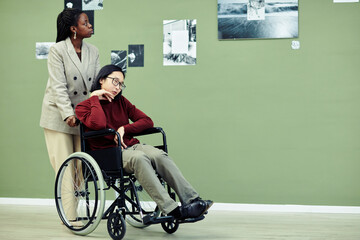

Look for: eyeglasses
[107,77,126,89]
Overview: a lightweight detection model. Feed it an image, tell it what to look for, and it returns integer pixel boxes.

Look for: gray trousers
[122,144,199,214]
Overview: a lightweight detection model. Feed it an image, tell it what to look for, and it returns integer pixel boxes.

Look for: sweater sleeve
[122,97,154,134]
[75,96,107,130]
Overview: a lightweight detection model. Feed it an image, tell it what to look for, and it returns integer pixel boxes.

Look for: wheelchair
[54,124,205,240]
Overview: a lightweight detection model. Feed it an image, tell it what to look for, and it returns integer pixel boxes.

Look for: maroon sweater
[75,95,153,150]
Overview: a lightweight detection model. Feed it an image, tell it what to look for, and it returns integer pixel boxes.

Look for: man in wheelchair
[75,64,213,221]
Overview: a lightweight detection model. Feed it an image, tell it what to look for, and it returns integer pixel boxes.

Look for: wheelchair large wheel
[55,152,106,235]
[124,178,160,228]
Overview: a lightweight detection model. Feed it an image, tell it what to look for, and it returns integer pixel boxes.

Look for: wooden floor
[1,204,360,240]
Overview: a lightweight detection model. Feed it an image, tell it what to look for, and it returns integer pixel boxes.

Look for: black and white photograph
[128,44,144,67]
[163,19,197,66]
[35,42,55,59]
[82,0,103,11]
[64,0,82,9]
[218,0,298,39]
[111,50,127,73]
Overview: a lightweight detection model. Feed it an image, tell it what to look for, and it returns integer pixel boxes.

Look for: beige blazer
[40,37,100,135]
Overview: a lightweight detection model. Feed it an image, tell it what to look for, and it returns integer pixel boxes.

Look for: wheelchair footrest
[178,215,205,224]
[143,214,174,225]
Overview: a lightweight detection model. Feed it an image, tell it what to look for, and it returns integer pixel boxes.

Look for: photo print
[111,50,127,73]
[36,42,55,59]
[64,0,82,9]
[218,0,298,39]
[128,45,144,67]
[163,19,197,66]
[82,0,103,11]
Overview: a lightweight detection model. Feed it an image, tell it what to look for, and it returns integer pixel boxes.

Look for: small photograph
[111,50,127,73]
[218,0,298,39]
[36,42,55,59]
[163,19,197,66]
[82,0,103,11]
[64,0,82,9]
[128,45,144,67]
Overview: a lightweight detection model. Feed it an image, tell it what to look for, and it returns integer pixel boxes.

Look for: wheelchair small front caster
[107,212,126,240]
[161,214,179,234]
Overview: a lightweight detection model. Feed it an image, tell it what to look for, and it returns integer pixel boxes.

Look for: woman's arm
[121,97,154,134]
[47,46,75,121]
[75,96,107,130]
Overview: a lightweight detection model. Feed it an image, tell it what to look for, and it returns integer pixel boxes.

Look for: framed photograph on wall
[36,42,55,59]
[82,0,103,10]
[111,50,127,73]
[64,0,82,9]
[163,19,197,66]
[218,0,298,39]
[128,45,144,67]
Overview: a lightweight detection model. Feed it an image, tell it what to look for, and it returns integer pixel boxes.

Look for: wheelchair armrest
[80,125,167,153]
[83,127,164,139]
[83,128,118,139]
[132,127,168,153]
[132,127,164,137]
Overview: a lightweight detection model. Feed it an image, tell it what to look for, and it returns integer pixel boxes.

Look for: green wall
[0,0,359,206]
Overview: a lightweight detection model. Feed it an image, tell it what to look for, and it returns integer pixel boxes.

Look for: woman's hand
[114,126,127,149]
[91,89,115,102]
[65,115,79,127]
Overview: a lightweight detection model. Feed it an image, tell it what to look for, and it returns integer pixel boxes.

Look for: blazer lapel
[65,37,88,85]
[81,42,90,82]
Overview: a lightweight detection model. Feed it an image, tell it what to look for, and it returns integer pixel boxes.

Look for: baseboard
[1,197,359,214]
[211,202,360,214]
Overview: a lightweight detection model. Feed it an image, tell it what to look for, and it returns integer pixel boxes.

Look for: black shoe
[168,206,182,219]
[204,199,214,212]
[179,200,207,220]
[190,198,214,214]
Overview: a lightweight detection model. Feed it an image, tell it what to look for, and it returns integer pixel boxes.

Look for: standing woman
[40,8,100,176]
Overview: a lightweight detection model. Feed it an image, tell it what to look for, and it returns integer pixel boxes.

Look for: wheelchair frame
[54,125,202,240]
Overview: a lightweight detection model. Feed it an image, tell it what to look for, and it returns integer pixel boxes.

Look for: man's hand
[114,126,127,149]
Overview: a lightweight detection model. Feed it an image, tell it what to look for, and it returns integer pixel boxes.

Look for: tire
[55,152,106,235]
